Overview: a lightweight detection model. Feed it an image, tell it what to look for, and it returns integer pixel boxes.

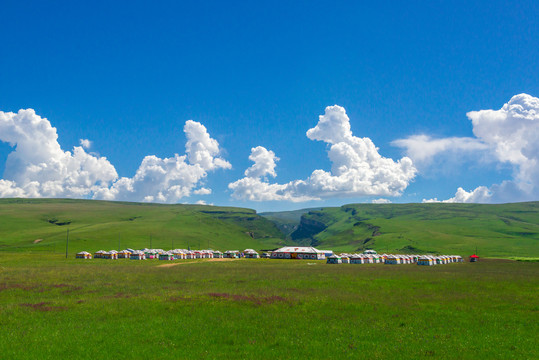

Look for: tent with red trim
[469,254,479,262]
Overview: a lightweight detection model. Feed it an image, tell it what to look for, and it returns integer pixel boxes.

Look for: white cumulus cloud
[79,139,91,149]
[184,120,232,171]
[392,135,489,166]
[422,186,491,203]
[244,146,279,178]
[417,94,539,203]
[371,198,392,204]
[0,109,230,203]
[193,187,212,195]
[0,109,117,198]
[229,105,417,202]
[95,121,231,203]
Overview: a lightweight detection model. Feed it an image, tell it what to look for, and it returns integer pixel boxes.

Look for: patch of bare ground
[19,302,67,311]
[157,258,240,268]
[0,283,40,292]
[207,258,241,262]
[102,292,134,299]
[50,284,83,293]
[207,292,290,305]
[157,261,195,268]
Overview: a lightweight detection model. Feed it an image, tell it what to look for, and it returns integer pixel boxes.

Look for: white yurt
[130,251,146,260]
[417,256,432,266]
[103,251,118,260]
[159,252,175,260]
[243,249,260,258]
[327,254,342,264]
[76,251,92,259]
[224,250,240,258]
[118,250,131,259]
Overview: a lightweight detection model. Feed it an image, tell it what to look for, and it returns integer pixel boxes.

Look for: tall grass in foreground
[0,254,537,359]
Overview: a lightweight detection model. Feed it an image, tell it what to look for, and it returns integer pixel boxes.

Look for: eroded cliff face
[290,213,328,242]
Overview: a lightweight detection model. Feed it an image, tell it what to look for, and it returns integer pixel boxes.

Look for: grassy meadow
[1,254,537,359]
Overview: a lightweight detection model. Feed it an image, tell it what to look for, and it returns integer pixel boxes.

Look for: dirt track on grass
[157,258,240,268]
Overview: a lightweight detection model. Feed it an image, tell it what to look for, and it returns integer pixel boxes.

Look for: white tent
[243,249,260,258]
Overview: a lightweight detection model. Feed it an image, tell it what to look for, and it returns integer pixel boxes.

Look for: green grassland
[1,199,538,258]
[0,198,284,253]
[282,202,539,258]
[0,255,537,359]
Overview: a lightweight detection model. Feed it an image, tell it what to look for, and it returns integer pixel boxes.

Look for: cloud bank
[395,94,539,203]
[229,105,417,202]
[0,109,230,202]
[392,135,489,168]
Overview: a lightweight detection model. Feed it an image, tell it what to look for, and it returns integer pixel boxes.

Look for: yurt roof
[273,246,324,254]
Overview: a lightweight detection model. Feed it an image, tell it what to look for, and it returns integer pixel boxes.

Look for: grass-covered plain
[1,254,537,359]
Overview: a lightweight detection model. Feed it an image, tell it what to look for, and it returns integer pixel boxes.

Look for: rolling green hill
[1,199,538,258]
[0,199,285,253]
[266,202,539,258]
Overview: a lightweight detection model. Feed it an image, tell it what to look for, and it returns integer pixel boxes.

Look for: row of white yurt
[79,248,230,260]
[417,255,464,265]
[328,253,384,264]
[383,254,421,264]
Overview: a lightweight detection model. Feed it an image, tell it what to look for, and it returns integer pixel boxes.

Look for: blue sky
[0,0,538,211]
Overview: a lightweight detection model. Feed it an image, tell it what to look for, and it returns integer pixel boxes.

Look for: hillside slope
[259,208,322,238]
[287,202,539,257]
[0,199,285,253]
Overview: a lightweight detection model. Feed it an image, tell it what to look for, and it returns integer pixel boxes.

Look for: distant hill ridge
[1,199,538,258]
[261,202,539,258]
[0,198,284,253]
